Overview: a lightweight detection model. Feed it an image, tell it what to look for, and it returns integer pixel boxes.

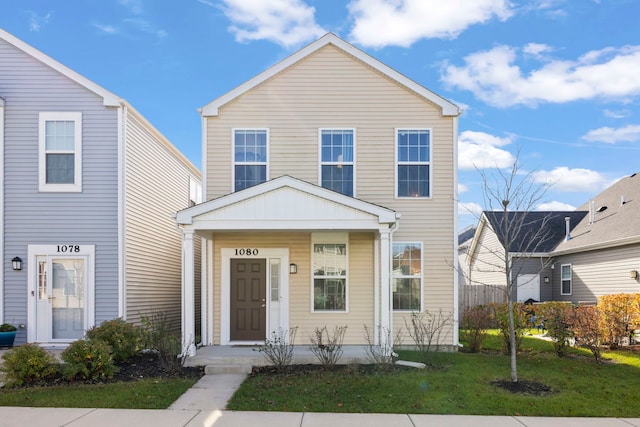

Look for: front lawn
[227,331,640,416]
[0,378,197,409]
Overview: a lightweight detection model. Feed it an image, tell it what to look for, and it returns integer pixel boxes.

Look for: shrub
[257,327,298,371]
[86,318,143,363]
[536,301,574,357]
[61,339,116,381]
[309,325,347,367]
[1,343,58,387]
[598,293,640,349]
[492,302,528,355]
[362,324,400,367]
[569,305,605,362]
[0,323,17,332]
[140,311,185,373]
[460,305,493,352]
[404,310,452,362]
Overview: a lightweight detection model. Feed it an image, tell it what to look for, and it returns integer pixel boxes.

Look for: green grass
[0,378,198,409]
[227,330,640,416]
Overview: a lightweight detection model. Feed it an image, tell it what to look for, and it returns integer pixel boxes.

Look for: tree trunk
[508,299,518,383]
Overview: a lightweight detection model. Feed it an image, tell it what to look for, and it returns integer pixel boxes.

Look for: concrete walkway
[1,372,639,426]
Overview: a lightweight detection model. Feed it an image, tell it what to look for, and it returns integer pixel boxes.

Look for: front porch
[184,345,373,373]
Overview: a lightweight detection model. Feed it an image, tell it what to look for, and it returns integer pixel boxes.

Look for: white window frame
[560,264,572,295]
[39,112,82,192]
[232,128,269,192]
[189,176,202,206]
[318,128,356,197]
[311,232,349,313]
[395,128,432,199]
[391,241,423,311]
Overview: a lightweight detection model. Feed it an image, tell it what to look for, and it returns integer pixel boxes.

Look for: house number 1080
[235,248,258,256]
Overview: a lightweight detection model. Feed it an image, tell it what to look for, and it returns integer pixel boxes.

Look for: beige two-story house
[176,33,460,354]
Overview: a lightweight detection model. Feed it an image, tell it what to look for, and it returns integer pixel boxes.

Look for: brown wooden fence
[458,284,507,321]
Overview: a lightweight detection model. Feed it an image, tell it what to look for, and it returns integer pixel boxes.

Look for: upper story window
[561,264,572,295]
[39,112,82,192]
[392,242,422,311]
[320,129,354,197]
[396,129,431,198]
[234,129,268,191]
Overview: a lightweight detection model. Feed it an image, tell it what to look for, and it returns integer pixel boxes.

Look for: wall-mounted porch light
[12,257,22,271]
[289,263,297,274]
[543,276,550,284]
[630,270,639,280]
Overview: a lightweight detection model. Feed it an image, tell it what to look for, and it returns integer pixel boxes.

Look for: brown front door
[230,258,266,341]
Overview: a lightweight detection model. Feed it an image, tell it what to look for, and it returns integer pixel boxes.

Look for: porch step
[204,364,253,375]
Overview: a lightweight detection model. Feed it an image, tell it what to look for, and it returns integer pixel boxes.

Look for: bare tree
[468,156,561,383]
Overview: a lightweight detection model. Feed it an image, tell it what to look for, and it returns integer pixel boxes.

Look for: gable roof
[553,172,640,254]
[0,28,120,106]
[176,175,398,230]
[200,33,460,117]
[482,210,588,254]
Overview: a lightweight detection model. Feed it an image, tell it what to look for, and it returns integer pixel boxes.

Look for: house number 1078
[235,248,258,256]
[57,245,80,253]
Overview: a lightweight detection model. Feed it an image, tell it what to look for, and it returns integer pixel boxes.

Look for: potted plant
[0,323,17,347]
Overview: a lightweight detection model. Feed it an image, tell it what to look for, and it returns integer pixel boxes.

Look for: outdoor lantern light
[12,257,22,271]
[544,276,550,284]
[289,263,297,274]
[630,270,639,280]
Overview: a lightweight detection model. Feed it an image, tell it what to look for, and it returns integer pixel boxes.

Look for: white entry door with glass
[28,245,95,344]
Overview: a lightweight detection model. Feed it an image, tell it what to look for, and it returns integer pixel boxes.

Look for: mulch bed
[491,379,555,396]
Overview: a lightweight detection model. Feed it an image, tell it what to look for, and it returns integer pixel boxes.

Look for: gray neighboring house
[0,28,201,347]
[465,172,640,304]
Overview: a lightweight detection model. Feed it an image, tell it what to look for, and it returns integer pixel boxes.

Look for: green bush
[536,302,574,357]
[492,302,528,355]
[1,343,58,387]
[461,305,494,353]
[141,311,185,373]
[61,339,116,381]
[86,318,143,363]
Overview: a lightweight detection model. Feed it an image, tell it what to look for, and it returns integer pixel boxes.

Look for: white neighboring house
[0,28,201,347]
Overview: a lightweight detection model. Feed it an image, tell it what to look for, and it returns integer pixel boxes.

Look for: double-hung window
[392,242,422,310]
[233,129,268,191]
[313,235,347,312]
[560,264,572,295]
[39,112,82,192]
[320,129,354,196]
[396,129,431,198]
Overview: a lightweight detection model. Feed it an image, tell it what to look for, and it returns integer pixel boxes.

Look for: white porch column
[181,228,196,357]
[379,226,392,350]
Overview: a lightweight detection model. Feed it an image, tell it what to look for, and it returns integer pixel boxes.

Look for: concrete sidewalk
[1,373,639,426]
[0,407,639,427]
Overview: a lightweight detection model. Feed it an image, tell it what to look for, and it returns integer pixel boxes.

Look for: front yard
[226,331,640,416]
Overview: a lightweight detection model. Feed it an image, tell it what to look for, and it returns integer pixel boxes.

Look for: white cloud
[458,130,515,170]
[536,201,576,211]
[442,44,640,107]
[124,18,168,39]
[458,183,469,193]
[459,201,483,217]
[532,167,608,192]
[347,0,513,48]
[523,42,552,58]
[93,23,119,35]
[29,11,52,32]
[118,0,144,15]
[222,0,325,48]
[582,124,640,143]
[603,109,631,119]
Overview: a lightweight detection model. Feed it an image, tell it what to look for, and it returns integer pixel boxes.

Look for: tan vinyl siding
[552,244,640,303]
[211,232,375,344]
[206,44,456,345]
[124,111,201,327]
[469,222,507,289]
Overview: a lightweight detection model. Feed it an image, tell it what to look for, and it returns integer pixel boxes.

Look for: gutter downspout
[387,214,400,350]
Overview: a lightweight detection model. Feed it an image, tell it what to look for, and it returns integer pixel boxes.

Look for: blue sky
[2,0,639,231]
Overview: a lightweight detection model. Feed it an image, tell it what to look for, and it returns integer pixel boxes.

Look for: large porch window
[313,240,347,312]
